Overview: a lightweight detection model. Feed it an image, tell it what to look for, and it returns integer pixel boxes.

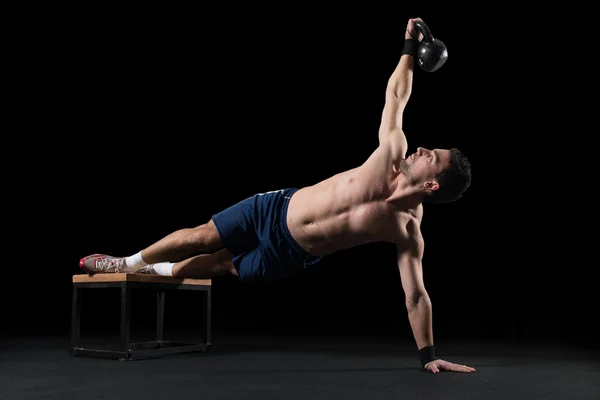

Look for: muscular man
[81,18,475,374]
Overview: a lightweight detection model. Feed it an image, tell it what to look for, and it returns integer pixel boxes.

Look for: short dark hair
[426,148,472,203]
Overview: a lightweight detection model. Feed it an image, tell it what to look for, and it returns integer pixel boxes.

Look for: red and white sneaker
[79,254,124,274]
[136,265,156,275]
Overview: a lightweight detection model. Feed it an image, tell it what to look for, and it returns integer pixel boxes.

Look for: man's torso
[286,144,422,256]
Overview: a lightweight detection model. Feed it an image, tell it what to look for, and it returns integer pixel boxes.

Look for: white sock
[150,262,174,276]
[124,251,148,269]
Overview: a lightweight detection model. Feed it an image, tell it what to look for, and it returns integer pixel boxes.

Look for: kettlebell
[414,20,448,72]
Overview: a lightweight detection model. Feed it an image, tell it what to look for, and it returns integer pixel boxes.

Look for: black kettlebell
[414,20,448,72]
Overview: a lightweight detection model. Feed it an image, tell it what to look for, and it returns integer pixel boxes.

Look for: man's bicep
[378,95,408,158]
[397,240,426,300]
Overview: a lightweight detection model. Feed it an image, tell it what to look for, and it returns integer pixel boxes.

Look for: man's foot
[79,254,125,274]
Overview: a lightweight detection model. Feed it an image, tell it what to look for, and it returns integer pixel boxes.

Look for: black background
[5,5,594,352]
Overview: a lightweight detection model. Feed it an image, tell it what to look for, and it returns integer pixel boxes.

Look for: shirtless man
[80,17,474,373]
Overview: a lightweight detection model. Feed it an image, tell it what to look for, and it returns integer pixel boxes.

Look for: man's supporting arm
[397,233,434,353]
[397,223,478,374]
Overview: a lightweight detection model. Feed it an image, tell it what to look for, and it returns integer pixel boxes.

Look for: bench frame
[69,274,212,361]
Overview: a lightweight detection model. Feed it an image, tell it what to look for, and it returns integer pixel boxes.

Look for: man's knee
[216,248,238,276]
[186,219,224,251]
[220,259,238,277]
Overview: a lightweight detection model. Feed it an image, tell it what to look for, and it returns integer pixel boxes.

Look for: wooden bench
[69,273,212,361]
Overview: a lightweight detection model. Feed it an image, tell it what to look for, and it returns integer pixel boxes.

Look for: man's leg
[80,218,227,273]
[137,218,224,265]
[171,248,238,279]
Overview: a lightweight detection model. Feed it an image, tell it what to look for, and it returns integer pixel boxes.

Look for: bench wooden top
[73,273,211,286]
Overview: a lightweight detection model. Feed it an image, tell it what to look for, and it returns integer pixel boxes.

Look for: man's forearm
[406,294,434,350]
[386,54,414,104]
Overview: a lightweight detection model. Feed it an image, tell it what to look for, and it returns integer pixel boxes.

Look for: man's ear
[424,181,440,192]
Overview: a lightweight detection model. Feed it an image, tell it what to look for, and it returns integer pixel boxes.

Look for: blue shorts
[211,188,322,282]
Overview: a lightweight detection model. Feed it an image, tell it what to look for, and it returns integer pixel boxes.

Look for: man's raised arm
[378,18,424,160]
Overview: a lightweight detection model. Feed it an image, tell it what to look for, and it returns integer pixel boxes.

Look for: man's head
[400,147,471,203]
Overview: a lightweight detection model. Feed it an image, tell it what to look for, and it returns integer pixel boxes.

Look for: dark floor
[1,332,598,400]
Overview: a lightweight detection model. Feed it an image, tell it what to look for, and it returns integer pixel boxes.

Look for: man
[81,17,475,374]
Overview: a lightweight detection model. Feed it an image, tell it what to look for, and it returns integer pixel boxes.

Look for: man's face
[400,147,452,186]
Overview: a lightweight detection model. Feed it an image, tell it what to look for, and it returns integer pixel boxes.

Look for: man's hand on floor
[424,359,476,373]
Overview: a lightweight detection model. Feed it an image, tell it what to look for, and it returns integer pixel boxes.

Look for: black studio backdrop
[7,6,593,351]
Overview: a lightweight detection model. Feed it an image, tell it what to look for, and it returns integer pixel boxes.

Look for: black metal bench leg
[157,291,165,342]
[204,289,211,345]
[70,287,81,352]
[120,283,131,358]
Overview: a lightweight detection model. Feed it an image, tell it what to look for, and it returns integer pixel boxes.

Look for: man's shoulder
[408,203,424,223]
[390,206,424,250]
[395,217,424,256]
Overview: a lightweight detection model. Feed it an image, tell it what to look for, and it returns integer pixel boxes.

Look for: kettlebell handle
[414,20,434,43]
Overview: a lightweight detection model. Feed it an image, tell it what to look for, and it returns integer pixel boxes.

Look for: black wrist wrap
[419,345,440,368]
[402,38,418,57]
